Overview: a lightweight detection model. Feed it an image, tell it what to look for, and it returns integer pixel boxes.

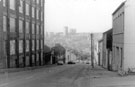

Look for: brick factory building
[0,0,44,68]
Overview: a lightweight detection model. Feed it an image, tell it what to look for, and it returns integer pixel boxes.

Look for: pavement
[0,64,56,74]
[0,64,135,87]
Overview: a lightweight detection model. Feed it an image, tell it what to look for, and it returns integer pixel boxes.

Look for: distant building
[64,26,68,36]
[102,29,113,71]
[49,32,55,37]
[69,29,76,35]
[98,39,103,66]
[90,33,103,65]
[55,32,64,37]
[65,49,77,63]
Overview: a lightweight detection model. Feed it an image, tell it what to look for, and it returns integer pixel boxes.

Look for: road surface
[0,64,91,87]
[1,64,135,87]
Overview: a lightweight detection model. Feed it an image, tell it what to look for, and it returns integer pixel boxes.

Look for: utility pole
[91,33,94,68]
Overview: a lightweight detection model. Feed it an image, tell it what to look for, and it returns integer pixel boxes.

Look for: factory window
[41,11,43,21]
[9,0,15,10]
[41,0,43,6]
[10,40,15,55]
[19,0,23,13]
[32,7,35,18]
[3,16,7,32]
[26,40,29,52]
[26,21,29,34]
[10,17,16,32]
[32,23,35,34]
[32,40,35,51]
[36,40,39,50]
[3,0,6,7]
[41,40,43,49]
[26,3,29,15]
[36,24,39,34]
[36,9,39,19]
[19,40,23,53]
[36,0,39,4]
[41,25,44,35]
[19,20,23,33]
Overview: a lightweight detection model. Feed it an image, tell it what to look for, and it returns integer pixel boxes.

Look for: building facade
[98,39,103,66]
[0,0,44,68]
[112,2,125,72]
[65,49,77,63]
[112,0,135,73]
[102,29,112,70]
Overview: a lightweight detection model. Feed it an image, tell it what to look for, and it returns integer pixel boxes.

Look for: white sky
[45,0,125,33]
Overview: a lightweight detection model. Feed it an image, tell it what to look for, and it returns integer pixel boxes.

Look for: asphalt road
[0,64,91,87]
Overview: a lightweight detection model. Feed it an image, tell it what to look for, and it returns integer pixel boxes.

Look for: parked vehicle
[57,60,64,65]
[67,61,75,64]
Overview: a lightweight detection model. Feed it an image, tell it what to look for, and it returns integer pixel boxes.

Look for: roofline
[112,1,126,15]
[98,39,103,42]
[103,28,113,34]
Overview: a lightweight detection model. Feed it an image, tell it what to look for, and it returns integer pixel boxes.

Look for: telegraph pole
[91,33,94,68]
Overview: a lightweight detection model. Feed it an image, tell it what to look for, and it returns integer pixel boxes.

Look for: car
[57,61,64,65]
[67,61,75,64]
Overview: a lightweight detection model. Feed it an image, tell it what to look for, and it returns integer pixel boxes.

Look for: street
[0,64,135,87]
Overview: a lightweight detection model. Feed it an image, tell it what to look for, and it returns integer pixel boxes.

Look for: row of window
[3,0,44,20]
[32,0,44,6]
[9,40,43,55]
[3,16,44,35]
[3,0,43,8]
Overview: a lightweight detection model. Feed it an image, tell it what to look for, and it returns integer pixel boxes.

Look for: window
[41,25,44,35]
[36,0,39,4]
[26,40,29,52]
[36,9,39,19]
[41,0,43,7]
[32,7,35,18]
[36,40,39,50]
[32,23,35,34]
[32,40,35,51]
[19,20,23,33]
[10,17,16,32]
[3,0,6,7]
[10,40,15,55]
[9,0,15,10]
[3,16,7,32]
[19,0,23,13]
[19,40,23,53]
[41,40,43,49]
[26,3,29,15]
[36,24,39,34]
[41,11,43,21]
[26,21,29,34]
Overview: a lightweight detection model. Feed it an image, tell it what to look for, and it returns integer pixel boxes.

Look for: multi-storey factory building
[0,0,44,68]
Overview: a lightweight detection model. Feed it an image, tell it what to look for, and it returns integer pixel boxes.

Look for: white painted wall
[112,3,124,71]
[124,0,135,72]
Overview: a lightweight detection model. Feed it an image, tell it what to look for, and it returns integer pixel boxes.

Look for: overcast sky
[45,0,125,33]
